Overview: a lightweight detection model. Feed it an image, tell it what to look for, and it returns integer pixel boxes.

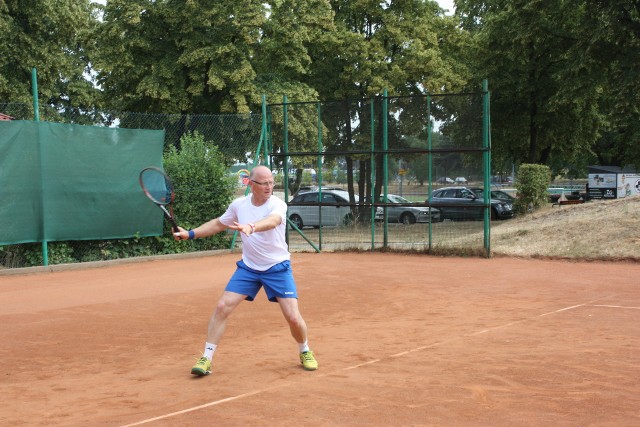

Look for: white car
[455,177,468,184]
[288,190,357,228]
[437,177,454,184]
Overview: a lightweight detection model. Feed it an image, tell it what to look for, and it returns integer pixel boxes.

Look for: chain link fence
[1,87,493,270]
[269,92,491,254]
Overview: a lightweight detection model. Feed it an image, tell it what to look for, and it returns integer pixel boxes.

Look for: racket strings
[141,170,174,205]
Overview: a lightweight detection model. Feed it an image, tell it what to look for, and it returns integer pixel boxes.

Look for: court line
[592,304,640,310]
[120,296,615,426]
[120,387,285,427]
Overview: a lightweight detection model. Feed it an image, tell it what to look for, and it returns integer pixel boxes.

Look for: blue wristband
[188,230,195,240]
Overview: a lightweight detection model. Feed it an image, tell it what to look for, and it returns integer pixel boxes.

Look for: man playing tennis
[173,165,318,375]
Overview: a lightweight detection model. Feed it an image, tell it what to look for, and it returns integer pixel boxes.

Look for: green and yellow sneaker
[300,350,318,371]
[191,356,212,376]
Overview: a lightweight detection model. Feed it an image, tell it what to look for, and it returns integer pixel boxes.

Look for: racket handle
[159,205,180,233]
[169,217,180,233]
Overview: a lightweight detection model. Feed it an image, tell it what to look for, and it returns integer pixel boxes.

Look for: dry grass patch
[490,197,640,261]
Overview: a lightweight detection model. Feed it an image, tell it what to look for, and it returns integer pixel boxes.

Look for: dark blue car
[428,187,515,221]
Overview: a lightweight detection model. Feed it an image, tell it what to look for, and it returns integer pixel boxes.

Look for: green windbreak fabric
[0,121,165,244]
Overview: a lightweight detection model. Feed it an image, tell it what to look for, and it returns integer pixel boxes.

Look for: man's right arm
[173,218,228,241]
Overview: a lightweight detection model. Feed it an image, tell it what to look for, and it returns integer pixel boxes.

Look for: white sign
[618,173,640,198]
[589,173,616,188]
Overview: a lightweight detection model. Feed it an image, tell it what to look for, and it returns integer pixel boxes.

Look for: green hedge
[514,164,551,213]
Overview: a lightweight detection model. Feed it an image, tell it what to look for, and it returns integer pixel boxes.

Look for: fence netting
[1,89,490,269]
[269,93,489,254]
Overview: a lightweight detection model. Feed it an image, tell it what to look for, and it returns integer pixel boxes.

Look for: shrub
[162,131,237,251]
[515,164,551,213]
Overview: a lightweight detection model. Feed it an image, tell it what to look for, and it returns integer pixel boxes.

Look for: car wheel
[490,209,498,221]
[289,214,303,229]
[400,212,416,224]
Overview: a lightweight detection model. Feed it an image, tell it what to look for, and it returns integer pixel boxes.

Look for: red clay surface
[1,252,639,426]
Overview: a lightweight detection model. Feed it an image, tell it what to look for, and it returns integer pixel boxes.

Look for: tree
[456,0,639,173]
[582,0,640,169]
[0,0,99,122]
[458,0,602,171]
[253,0,336,193]
[303,0,468,205]
[93,0,266,114]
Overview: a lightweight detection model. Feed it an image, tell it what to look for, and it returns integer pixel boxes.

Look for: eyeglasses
[250,179,276,187]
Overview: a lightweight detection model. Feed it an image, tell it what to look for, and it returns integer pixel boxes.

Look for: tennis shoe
[300,350,318,371]
[191,356,212,376]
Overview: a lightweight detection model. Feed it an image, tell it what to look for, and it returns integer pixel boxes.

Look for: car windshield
[387,194,410,203]
[471,188,513,202]
[491,191,508,201]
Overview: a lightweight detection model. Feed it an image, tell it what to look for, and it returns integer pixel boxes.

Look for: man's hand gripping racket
[139,166,182,235]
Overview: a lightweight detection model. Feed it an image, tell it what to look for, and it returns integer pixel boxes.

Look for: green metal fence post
[482,79,491,256]
[370,97,376,251]
[283,95,289,197]
[262,94,269,167]
[427,94,433,251]
[32,67,48,266]
[316,101,323,248]
[382,89,389,247]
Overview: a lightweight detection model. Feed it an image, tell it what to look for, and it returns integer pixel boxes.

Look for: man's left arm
[230,213,283,236]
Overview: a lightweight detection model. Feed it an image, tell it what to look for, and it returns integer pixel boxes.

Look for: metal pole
[382,89,388,247]
[427,94,433,250]
[482,79,491,256]
[370,98,376,251]
[262,94,269,167]
[316,101,323,248]
[32,67,48,266]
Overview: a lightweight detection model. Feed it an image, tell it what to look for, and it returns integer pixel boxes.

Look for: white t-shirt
[219,194,290,271]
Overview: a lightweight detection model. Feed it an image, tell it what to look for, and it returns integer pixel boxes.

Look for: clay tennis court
[1,252,638,426]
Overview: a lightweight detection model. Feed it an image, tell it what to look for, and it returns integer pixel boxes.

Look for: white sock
[203,342,217,360]
[298,341,310,353]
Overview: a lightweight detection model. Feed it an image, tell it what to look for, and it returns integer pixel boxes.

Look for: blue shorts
[225,260,298,302]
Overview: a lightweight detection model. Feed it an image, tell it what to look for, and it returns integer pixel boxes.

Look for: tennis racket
[139,166,180,233]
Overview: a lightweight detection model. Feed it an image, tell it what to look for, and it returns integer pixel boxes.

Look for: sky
[437,0,456,15]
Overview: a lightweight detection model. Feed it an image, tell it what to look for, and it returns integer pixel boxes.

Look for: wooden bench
[553,198,584,207]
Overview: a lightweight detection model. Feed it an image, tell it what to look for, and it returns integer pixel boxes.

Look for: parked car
[288,190,357,229]
[469,187,516,203]
[436,177,455,184]
[491,175,513,185]
[428,186,515,221]
[375,194,441,224]
[296,185,344,194]
[454,177,468,184]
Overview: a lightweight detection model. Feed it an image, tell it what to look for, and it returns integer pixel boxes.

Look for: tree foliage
[456,0,639,171]
[93,0,267,114]
[0,0,99,121]
[581,0,640,169]
[2,0,636,173]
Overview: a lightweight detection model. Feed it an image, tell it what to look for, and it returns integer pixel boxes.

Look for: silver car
[288,190,357,229]
[375,194,441,224]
